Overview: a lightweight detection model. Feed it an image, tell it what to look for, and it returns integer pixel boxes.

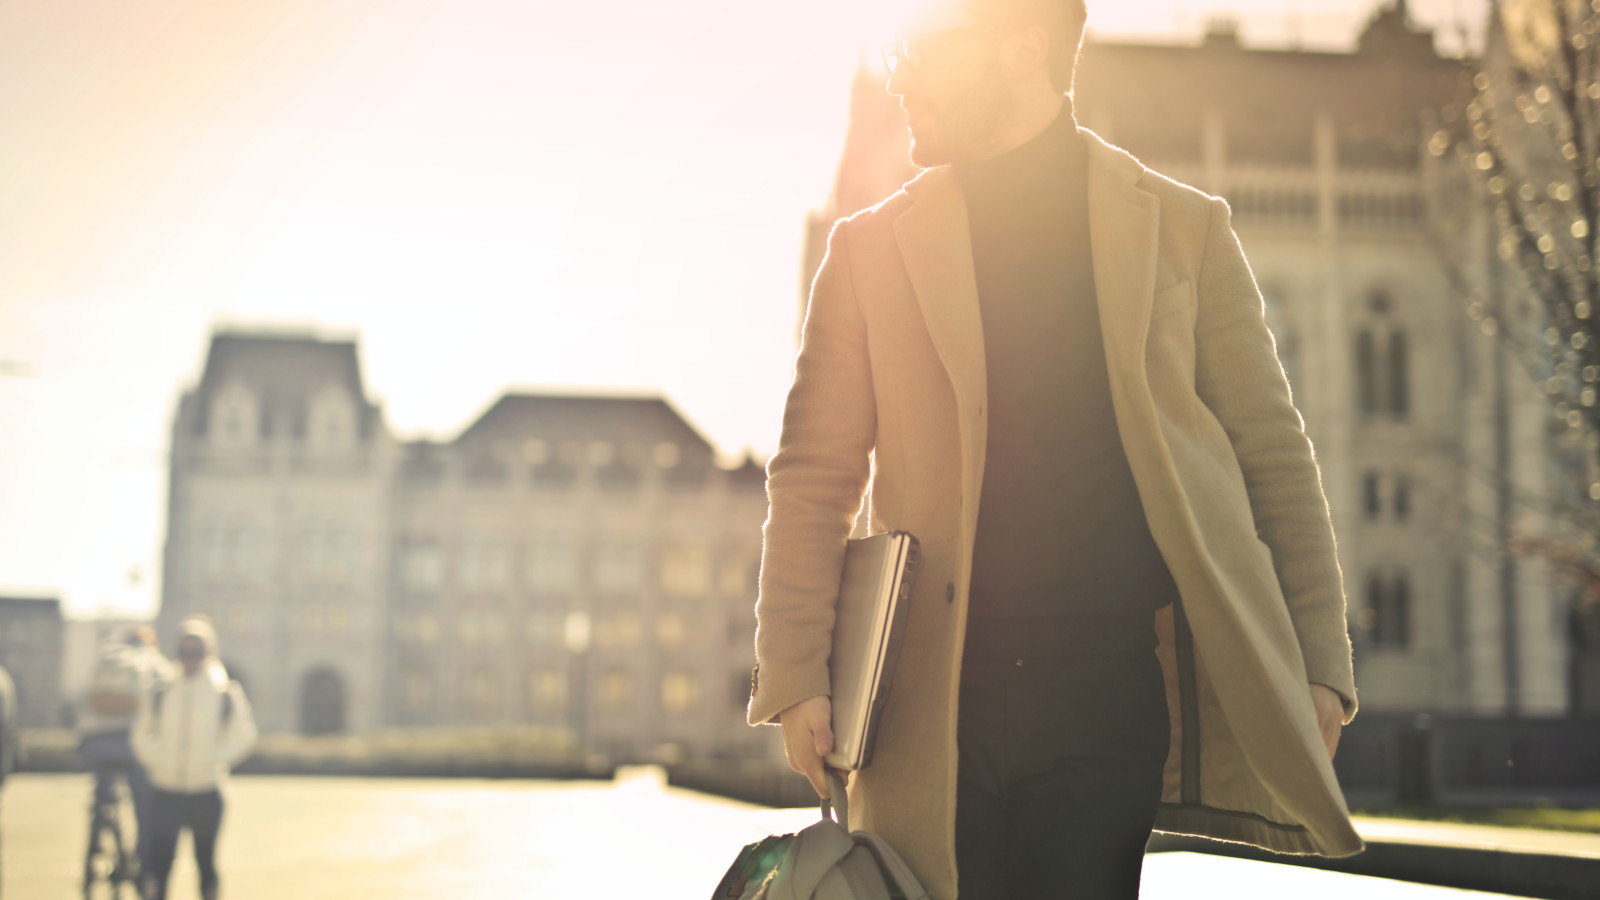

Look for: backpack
[86,644,145,715]
[712,772,929,900]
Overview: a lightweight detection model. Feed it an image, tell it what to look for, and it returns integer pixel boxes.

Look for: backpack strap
[822,770,850,831]
[149,684,167,734]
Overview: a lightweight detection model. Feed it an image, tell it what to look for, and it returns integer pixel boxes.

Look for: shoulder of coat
[831,178,920,235]
[1080,124,1217,223]
[1137,165,1218,222]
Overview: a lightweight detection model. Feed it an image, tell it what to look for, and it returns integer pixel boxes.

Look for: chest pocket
[1146,278,1198,397]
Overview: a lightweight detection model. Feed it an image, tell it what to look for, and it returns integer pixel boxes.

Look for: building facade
[159,332,774,763]
[804,3,1582,715]
[0,596,65,727]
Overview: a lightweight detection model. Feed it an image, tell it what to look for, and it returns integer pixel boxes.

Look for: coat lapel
[1082,128,1162,386]
[889,136,1160,525]
[893,169,987,510]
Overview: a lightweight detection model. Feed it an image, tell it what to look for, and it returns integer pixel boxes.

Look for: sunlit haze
[1,0,1472,617]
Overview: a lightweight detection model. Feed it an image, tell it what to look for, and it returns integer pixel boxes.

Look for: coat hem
[1154,802,1327,855]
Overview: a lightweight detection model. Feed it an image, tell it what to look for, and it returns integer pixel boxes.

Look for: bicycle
[82,766,141,900]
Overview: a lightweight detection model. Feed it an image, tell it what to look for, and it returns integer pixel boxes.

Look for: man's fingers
[814,722,834,757]
[803,756,829,799]
[777,695,835,799]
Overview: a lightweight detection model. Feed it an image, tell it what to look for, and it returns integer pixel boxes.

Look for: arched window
[300,667,347,735]
[1356,330,1380,415]
[1356,288,1410,420]
[307,385,355,452]
[211,382,259,450]
[1388,331,1410,417]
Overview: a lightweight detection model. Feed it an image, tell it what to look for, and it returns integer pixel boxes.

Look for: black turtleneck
[956,103,1177,642]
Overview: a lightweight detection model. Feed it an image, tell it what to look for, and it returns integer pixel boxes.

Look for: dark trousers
[145,788,224,900]
[954,612,1171,899]
[79,731,154,872]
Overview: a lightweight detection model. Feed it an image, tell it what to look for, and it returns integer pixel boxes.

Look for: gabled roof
[189,330,379,439]
[453,392,716,456]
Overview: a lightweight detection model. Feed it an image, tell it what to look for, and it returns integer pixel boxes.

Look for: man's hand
[778,695,844,799]
[1309,683,1344,760]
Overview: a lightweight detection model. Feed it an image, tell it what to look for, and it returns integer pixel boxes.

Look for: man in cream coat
[748,1,1361,897]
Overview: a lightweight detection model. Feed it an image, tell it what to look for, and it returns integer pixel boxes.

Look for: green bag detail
[712,772,929,900]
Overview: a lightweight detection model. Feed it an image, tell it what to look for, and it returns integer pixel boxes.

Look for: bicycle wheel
[83,803,135,900]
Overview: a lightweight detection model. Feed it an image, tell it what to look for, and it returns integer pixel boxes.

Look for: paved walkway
[1352,814,1600,859]
[2,771,1547,899]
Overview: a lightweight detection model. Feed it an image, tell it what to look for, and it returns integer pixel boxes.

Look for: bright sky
[0,0,1474,618]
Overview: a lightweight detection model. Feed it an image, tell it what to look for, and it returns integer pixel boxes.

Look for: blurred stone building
[804,3,1584,715]
[159,331,773,762]
[0,595,64,727]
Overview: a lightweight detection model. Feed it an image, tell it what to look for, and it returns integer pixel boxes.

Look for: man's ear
[1000,26,1051,82]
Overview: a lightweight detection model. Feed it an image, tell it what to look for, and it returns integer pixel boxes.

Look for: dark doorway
[221,660,249,698]
[299,666,346,735]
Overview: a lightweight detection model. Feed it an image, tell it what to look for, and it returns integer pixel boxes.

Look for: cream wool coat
[748,126,1364,899]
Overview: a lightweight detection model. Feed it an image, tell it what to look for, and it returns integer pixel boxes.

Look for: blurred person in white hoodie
[133,617,256,900]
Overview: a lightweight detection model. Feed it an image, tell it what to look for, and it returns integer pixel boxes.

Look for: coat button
[945,582,955,604]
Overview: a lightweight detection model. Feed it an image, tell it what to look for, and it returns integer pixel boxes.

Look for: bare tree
[1432,0,1600,630]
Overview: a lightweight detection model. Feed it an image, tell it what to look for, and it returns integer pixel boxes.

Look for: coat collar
[891,127,1163,502]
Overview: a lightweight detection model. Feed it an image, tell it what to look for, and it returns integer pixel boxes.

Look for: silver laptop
[825,531,921,772]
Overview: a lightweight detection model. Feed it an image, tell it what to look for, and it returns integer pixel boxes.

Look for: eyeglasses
[882,24,1004,75]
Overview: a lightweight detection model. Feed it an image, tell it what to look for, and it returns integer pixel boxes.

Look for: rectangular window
[599,669,633,711]
[402,670,432,715]
[460,538,511,591]
[661,670,700,714]
[463,668,501,714]
[527,668,567,713]
[656,612,685,646]
[660,542,712,599]
[302,529,348,584]
[594,540,644,593]
[731,671,753,713]
[525,536,577,591]
[1366,570,1412,650]
[401,541,443,591]
[1363,473,1382,519]
[593,612,642,650]
[718,556,750,598]
[395,614,440,644]
[524,612,565,648]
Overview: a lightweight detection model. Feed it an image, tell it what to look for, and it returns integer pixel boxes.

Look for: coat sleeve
[747,219,877,727]
[1193,196,1358,722]
[217,681,258,768]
